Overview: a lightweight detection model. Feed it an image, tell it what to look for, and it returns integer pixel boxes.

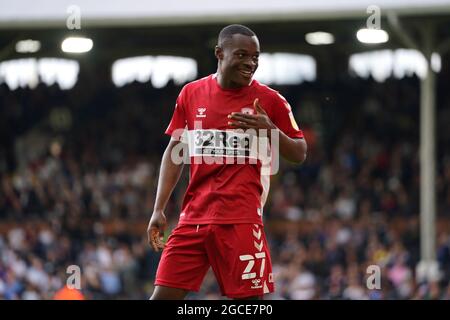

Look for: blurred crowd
[1,68,450,299]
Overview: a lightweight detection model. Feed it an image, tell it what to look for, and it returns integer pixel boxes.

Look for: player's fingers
[229,114,257,124]
[150,238,158,251]
[156,240,165,249]
[147,228,154,245]
[154,235,165,250]
[151,227,159,237]
[254,98,267,115]
[150,237,158,251]
[228,121,254,129]
[152,227,166,249]
[229,112,257,120]
[150,228,161,251]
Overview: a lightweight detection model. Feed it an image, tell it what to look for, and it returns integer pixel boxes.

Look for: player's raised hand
[253,98,267,115]
[147,210,167,252]
[228,98,276,131]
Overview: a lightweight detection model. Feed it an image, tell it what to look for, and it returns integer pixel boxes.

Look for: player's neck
[216,72,243,90]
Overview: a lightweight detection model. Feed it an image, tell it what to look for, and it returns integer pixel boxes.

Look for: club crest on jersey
[241,107,254,115]
[196,107,207,118]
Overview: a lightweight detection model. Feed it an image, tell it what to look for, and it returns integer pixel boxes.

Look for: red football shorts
[154,223,275,298]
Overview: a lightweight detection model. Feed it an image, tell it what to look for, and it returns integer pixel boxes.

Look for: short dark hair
[218,24,256,47]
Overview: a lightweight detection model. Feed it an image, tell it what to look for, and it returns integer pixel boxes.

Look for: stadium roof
[0,1,449,67]
[1,0,450,28]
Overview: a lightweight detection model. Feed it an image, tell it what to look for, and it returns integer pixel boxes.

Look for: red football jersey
[165,74,304,225]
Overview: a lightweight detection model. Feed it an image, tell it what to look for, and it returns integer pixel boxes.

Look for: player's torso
[178,76,268,225]
[184,77,258,130]
[183,76,266,159]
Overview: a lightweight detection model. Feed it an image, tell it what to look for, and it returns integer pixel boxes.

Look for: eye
[237,53,245,59]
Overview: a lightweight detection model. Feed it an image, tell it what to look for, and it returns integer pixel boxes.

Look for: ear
[215,46,224,60]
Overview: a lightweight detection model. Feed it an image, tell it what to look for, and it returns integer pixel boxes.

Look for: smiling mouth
[239,70,253,78]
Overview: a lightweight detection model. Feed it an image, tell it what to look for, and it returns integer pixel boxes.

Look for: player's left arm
[274,128,307,164]
[229,98,307,164]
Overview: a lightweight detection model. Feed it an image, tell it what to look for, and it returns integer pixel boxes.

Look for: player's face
[218,34,260,88]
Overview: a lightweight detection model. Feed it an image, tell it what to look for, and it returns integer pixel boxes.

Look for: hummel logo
[251,278,262,289]
[196,107,207,118]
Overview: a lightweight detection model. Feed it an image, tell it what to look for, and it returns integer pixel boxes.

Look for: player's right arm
[147,138,185,252]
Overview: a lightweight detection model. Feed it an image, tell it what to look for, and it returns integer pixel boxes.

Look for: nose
[244,58,257,70]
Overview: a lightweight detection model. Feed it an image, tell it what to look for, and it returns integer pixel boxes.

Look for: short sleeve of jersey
[270,92,304,139]
[165,86,187,140]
